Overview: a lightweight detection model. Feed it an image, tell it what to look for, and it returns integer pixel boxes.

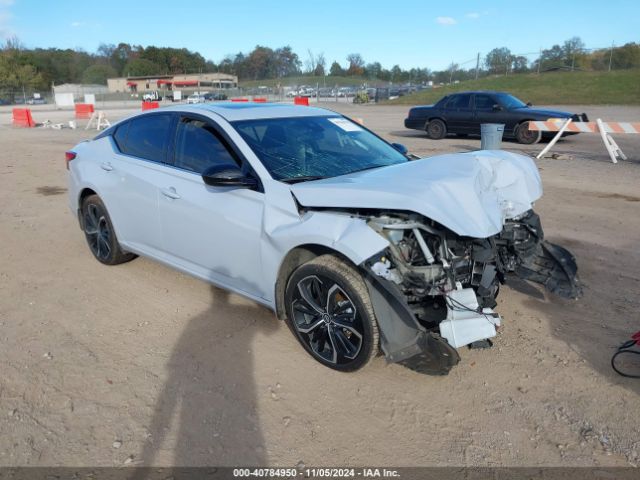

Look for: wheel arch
[514,118,535,134]
[75,187,98,229]
[274,243,358,321]
[426,116,446,128]
[514,119,542,143]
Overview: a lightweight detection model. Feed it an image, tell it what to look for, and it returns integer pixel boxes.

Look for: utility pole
[608,41,614,72]
[537,47,542,74]
[475,52,480,80]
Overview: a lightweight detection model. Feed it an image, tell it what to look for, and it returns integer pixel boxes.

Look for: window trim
[169,114,242,174]
[446,93,472,110]
[167,112,264,192]
[473,94,497,111]
[109,112,174,165]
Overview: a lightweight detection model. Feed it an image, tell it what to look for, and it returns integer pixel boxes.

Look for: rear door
[158,114,265,298]
[472,93,500,135]
[100,113,173,257]
[443,93,473,133]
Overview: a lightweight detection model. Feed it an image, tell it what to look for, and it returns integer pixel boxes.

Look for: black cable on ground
[611,337,640,379]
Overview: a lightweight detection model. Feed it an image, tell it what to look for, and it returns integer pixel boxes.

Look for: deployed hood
[290,150,542,238]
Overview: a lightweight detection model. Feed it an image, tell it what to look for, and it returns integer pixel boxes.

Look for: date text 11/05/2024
[232,467,400,478]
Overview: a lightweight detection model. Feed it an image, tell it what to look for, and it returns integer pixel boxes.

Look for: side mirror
[202,164,258,189]
[391,143,408,155]
[526,102,533,107]
[492,104,503,111]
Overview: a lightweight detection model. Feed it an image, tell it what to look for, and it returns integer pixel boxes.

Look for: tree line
[1,36,638,93]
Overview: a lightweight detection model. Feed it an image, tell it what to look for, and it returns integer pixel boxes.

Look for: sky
[1,0,638,71]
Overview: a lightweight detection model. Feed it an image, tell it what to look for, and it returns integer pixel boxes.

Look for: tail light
[65,151,76,170]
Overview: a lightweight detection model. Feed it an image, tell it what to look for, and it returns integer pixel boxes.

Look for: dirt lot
[0,102,639,467]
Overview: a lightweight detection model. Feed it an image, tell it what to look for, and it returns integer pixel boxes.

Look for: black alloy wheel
[284,255,378,371]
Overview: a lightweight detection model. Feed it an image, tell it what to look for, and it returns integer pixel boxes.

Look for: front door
[158,115,265,298]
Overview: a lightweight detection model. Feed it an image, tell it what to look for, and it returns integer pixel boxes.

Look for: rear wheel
[81,195,136,265]
[284,255,379,371]
[426,119,447,140]
[515,122,542,144]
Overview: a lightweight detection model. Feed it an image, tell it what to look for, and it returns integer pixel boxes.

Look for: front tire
[81,195,136,265]
[515,122,542,144]
[284,255,379,371]
[426,119,447,140]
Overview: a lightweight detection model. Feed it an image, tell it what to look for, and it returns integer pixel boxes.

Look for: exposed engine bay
[362,209,582,369]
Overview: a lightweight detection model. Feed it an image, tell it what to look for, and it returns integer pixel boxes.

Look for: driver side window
[475,94,495,110]
[173,117,238,174]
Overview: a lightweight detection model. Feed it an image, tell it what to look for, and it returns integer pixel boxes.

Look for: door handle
[100,162,113,171]
[161,187,181,200]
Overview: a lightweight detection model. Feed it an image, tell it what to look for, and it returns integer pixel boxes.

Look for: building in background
[107,73,238,93]
[52,83,110,100]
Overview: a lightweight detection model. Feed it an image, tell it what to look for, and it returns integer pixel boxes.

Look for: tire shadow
[132,285,279,475]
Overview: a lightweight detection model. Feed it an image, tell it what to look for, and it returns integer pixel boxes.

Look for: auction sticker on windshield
[329,117,363,132]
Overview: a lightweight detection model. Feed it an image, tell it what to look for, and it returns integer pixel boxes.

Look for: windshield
[495,93,527,109]
[232,116,408,181]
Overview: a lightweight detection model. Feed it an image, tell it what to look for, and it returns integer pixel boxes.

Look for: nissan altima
[66,103,581,374]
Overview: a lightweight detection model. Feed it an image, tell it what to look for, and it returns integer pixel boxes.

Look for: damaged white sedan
[66,104,581,374]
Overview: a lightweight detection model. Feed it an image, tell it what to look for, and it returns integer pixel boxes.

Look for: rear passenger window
[120,114,172,162]
[446,94,472,109]
[113,122,129,151]
[173,118,238,174]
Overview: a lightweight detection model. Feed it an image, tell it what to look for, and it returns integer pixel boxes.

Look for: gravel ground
[0,102,638,468]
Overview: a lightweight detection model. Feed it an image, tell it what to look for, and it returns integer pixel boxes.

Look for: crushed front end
[362,209,582,375]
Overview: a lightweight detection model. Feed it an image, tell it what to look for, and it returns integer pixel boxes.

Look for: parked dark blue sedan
[404,91,588,144]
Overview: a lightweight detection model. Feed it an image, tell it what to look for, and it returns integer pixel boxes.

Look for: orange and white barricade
[529,119,638,164]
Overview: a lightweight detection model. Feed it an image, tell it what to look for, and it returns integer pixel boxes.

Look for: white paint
[536,118,572,159]
[597,118,625,164]
[439,287,500,348]
[84,93,96,105]
[291,150,543,239]
[329,117,363,131]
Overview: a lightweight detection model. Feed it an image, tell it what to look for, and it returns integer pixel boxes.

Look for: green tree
[485,47,513,74]
[274,46,300,77]
[82,64,118,84]
[365,62,382,79]
[611,42,640,69]
[329,61,344,76]
[346,53,364,76]
[123,58,161,76]
[512,56,529,73]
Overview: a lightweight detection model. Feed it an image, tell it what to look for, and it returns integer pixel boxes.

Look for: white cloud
[466,12,480,19]
[436,16,457,25]
[0,0,14,6]
[71,21,84,27]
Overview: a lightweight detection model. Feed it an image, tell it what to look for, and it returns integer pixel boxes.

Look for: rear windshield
[232,116,408,182]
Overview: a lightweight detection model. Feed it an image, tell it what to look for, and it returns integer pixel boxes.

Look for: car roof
[158,103,339,121]
[447,91,504,95]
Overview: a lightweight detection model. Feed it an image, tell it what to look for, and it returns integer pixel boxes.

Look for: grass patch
[386,70,640,105]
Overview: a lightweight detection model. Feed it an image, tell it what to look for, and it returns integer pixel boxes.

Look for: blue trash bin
[480,123,505,150]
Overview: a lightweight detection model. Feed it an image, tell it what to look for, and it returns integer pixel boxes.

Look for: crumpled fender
[260,189,390,306]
